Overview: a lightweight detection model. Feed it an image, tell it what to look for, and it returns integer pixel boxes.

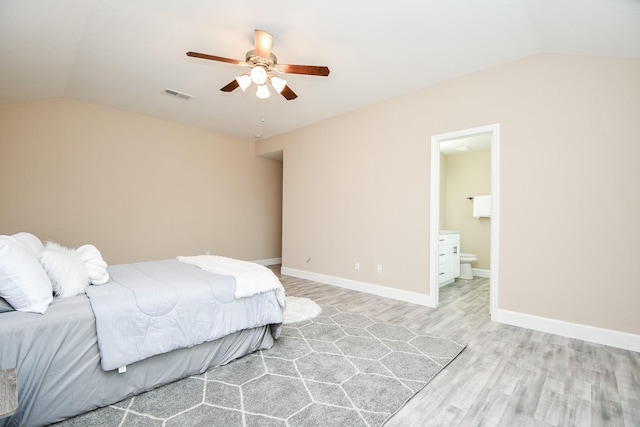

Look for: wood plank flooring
[274,268,640,426]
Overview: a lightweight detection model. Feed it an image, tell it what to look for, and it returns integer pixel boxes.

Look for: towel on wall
[472,195,491,218]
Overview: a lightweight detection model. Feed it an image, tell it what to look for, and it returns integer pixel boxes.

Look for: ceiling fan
[186,29,330,101]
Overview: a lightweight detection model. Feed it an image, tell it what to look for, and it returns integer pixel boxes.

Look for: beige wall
[443,150,491,270]
[257,54,640,335]
[0,98,283,264]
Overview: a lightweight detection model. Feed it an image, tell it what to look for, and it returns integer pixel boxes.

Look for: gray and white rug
[55,304,465,427]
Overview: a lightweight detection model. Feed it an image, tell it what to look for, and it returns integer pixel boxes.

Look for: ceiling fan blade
[220,79,240,92]
[280,85,298,100]
[254,29,273,59]
[186,51,241,65]
[281,64,330,77]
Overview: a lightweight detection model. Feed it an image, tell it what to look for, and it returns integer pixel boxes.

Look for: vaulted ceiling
[1,0,639,140]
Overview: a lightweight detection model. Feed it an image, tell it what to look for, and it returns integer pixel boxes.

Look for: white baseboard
[472,268,490,278]
[252,257,282,266]
[493,308,640,353]
[280,267,433,306]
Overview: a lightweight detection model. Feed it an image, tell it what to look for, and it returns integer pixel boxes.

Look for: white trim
[281,267,433,307]
[430,124,501,314]
[489,126,500,316]
[471,268,490,278]
[428,136,441,307]
[493,308,640,353]
[252,257,282,266]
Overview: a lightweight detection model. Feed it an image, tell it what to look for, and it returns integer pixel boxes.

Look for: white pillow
[0,235,53,314]
[39,242,89,298]
[11,232,45,255]
[77,244,110,285]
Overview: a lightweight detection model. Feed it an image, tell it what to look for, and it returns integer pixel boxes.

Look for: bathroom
[440,134,491,282]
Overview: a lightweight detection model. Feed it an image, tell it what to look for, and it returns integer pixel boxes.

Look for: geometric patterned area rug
[54,304,465,427]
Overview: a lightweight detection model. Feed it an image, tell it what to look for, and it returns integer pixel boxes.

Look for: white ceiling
[1,0,639,141]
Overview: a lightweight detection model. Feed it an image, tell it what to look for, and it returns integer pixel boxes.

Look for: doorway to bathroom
[429,124,500,315]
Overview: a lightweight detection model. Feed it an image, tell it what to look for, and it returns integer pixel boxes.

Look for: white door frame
[429,124,500,315]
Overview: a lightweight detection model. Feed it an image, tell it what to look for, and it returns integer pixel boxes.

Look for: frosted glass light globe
[256,84,270,99]
[250,66,267,85]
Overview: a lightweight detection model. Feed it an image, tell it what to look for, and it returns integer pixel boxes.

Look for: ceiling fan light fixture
[188,28,330,101]
[250,66,267,85]
[270,76,287,94]
[236,74,251,91]
[256,84,270,99]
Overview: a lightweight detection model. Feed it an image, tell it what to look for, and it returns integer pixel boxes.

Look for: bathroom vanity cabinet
[439,231,460,286]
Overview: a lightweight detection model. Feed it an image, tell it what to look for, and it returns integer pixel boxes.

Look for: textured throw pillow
[76,244,110,285]
[0,235,53,313]
[38,242,90,298]
[11,232,45,255]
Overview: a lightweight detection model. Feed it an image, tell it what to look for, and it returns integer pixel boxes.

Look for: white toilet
[459,253,478,279]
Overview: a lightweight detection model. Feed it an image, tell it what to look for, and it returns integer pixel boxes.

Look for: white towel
[472,195,491,218]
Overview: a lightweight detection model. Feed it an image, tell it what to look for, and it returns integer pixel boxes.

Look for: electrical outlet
[205,250,211,255]
[355,262,360,270]
[377,264,383,273]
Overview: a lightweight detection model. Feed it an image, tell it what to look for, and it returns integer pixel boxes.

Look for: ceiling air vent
[163,88,193,100]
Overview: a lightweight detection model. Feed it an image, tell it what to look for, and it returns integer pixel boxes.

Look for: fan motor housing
[245,50,280,72]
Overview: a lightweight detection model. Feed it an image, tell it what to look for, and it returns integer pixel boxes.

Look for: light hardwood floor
[275,268,640,427]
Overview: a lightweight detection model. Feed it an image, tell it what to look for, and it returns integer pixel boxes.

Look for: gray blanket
[86,260,284,371]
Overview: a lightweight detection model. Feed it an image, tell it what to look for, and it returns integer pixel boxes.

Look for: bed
[0,234,285,427]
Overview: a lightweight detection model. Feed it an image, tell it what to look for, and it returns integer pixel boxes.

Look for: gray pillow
[0,297,15,313]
